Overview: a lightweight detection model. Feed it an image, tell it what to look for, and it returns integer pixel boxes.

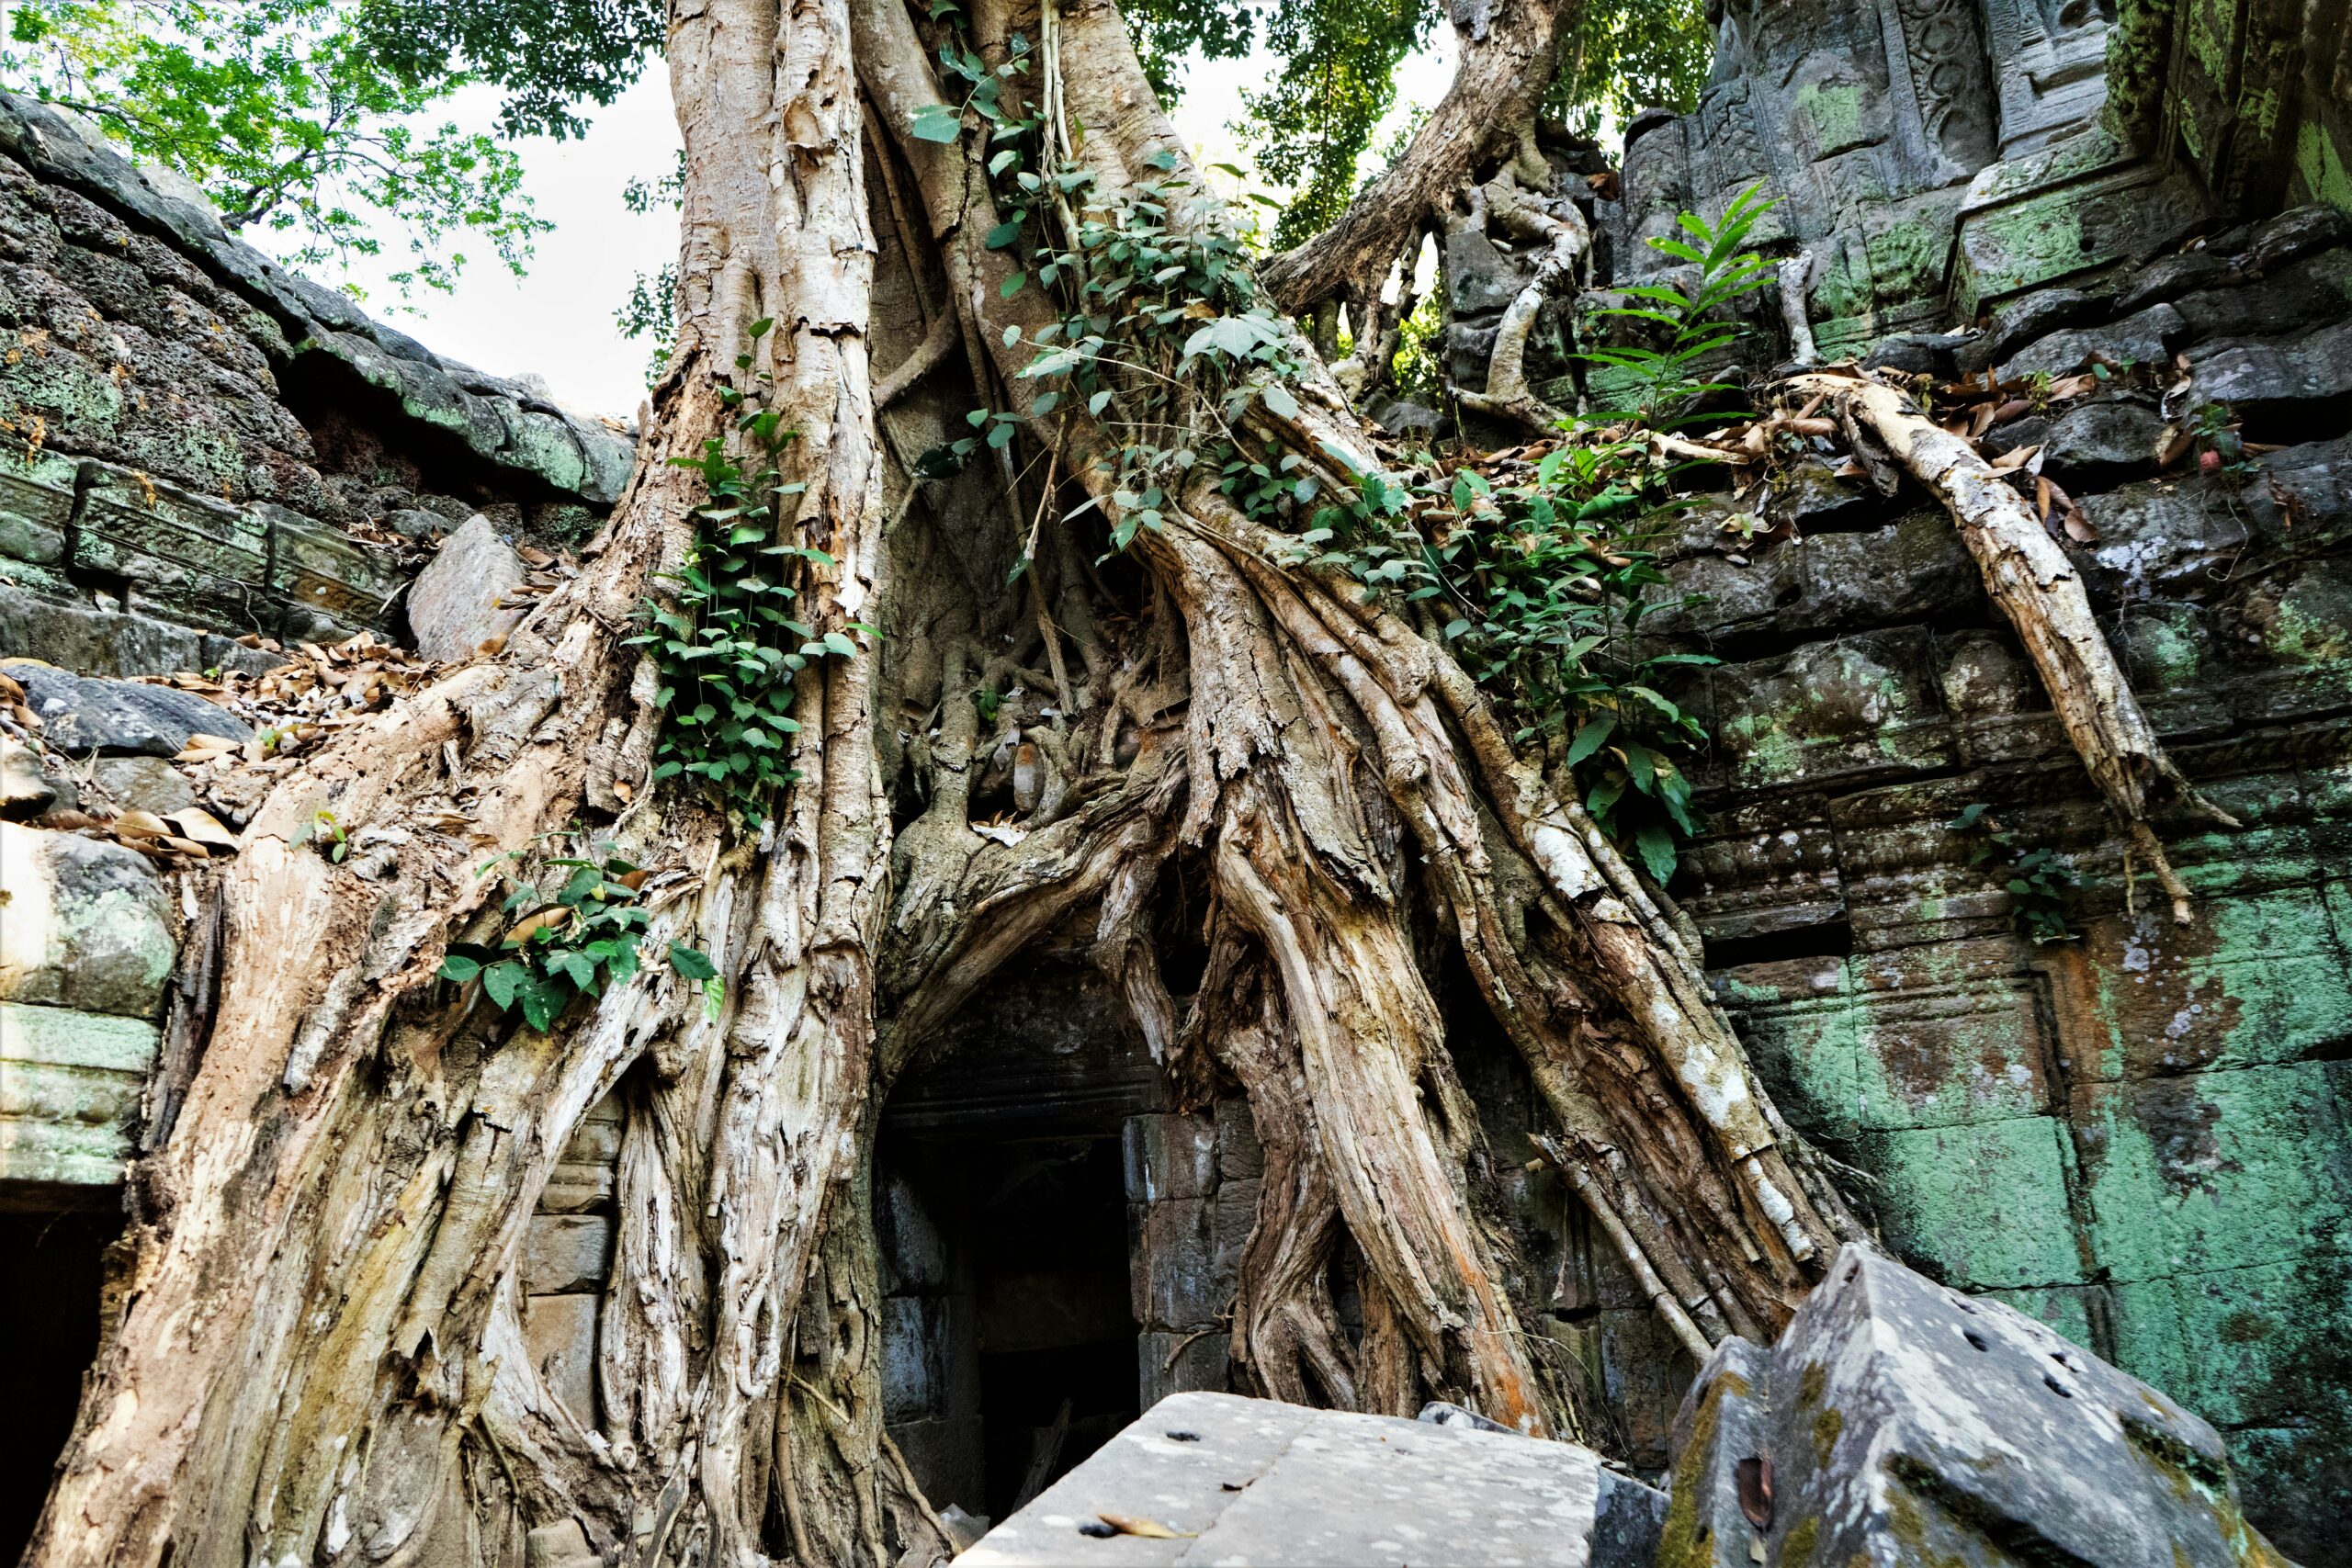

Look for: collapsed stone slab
[960,1390,1663,1567]
[1659,1244,2293,1567]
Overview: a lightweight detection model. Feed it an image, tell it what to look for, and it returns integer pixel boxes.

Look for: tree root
[1792,370,2234,925]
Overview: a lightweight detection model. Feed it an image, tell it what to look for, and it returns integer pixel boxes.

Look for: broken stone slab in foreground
[1665,1244,2295,1567]
[958,1390,1664,1566]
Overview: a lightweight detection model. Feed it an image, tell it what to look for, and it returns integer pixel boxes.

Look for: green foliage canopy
[1,0,657,294]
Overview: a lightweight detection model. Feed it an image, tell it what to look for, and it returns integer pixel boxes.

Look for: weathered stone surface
[0,734,52,813]
[0,588,278,679]
[5,662,248,754]
[1958,288,2112,373]
[2041,395,2165,484]
[1122,1111,1216,1201]
[0,998,158,1187]
[404,515,527,663]
[0,820,173,1018]
[2186,320,2352,435]
[86,756,195,816]
[2004,302,2185,378]
[1663,1246,2290,1567]
[520,1213,612,1296]
[522,1293,597,1424]
[1861,331,1969,378]
[964,1392,1634,1566]
[2168,248,2352,344]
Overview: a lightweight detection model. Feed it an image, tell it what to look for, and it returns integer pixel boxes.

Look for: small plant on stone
[1577,180,1779,427]
[1948,803,2077,943]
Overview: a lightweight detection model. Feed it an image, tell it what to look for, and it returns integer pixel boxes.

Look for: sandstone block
[0,820,174,1018]
[5,662,249,755]
[405,514,526,662]
[1661,1245,2290,1567]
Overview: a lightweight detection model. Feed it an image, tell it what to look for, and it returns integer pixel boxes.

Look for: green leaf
[1565,713,1617,767]
[437,953,483,984]
[823,630,858,658]
[1261,382,1301,422]
[669,942,718,980]
[1634,823,1679,886]
[482,961,527,1011]
[910,102,964,142]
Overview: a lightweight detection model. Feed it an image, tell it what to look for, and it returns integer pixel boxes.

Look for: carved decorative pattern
[1894,0,1996,169]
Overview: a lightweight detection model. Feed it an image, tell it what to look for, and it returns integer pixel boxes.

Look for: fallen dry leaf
[167,807,238,851]
[113,808,171,839]
[1096,1514,1197,1540]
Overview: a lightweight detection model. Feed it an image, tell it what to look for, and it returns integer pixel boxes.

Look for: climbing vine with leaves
[437,843,717,1033]
[628,320,867,827]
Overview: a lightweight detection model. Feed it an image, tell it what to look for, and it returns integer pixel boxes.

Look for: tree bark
[1258,0,1571,320]
[1792,370,2233,923]
[30,0,1864,1559]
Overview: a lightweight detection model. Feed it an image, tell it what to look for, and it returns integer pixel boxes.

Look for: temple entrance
[873,960,1166,1531]
[876,1133,1137,1526]
[0,1211,115,1562]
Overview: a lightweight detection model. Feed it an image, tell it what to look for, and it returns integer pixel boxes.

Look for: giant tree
[37,0,2158,1562]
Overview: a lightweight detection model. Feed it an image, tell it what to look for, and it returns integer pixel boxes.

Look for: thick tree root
[1792,371,2233,924]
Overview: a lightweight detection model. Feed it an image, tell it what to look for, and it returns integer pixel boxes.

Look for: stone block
[1788,510,1979,634]
[1137,1329,1229,1407]
[2170,246,2352,345]
[1710,627,1952,792]
[2184,319,2352,439]
[1714,964,1860,1142]
[87,755,194,816]
[1663,1245,2287,1568]
[2005,301,2186,378]
[1857,1116,2086,1290]
[2041,394,2165,485]
[0,587,277,679]
[1849,974,2053,1130]
[404,514,526,663]
[73,465,271,629]
[1213,1095,1260,1181]
[964,1391,1634,1567]
[5,662,249,754]
[521,1213,613,1295]
[1122,1111,1215,1202]
[876,1165,948,1292]
[1130,1197,1220,1329]
[1657,1337,1770,1565]
[0,451,77,566]
[2071,1062,2352,1283]
[522,1292,597,1423]
[0,820,175,1018]
[881,1293,942,1422]
[0,998,159,1187]
[888,1415,986,1518]
[266,505,401,636]
[1211,1177,1258,1287]
[2044,893,2352,1084]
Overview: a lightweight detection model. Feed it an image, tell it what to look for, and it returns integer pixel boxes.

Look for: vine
[629,320,870,826]
[437,842,718,1032]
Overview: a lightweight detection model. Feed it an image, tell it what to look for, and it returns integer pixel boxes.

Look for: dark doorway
[0,1211,116,1562]
[876,1133,1140,1527]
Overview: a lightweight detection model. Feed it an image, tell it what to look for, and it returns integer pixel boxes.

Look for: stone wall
[0,91,632,677]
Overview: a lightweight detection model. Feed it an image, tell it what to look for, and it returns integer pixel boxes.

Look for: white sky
[323,29,1459,421]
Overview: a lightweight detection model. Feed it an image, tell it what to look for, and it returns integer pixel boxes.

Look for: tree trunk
[30,0,1857,1560]
[1258,0,1572,321]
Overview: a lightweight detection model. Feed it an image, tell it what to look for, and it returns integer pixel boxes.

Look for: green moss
[1782,1515,1820,1568]
[2295,119,2352,214]
[1813,1404,1844,1467]
[1654,1371,1747,1568]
